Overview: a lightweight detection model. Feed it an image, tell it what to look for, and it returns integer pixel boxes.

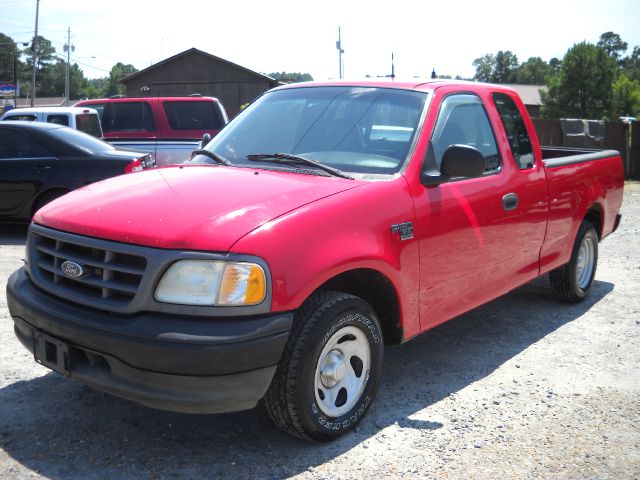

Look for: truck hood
[35,165,364,251]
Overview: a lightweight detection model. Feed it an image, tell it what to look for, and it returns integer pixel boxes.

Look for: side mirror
[421,144,485,186]
[441,144,486,178]
[200,133,212,149]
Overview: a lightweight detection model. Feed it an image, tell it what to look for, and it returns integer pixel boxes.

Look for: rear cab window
[46,114,69,126]
[75,113,103,138]
[162,101,225,131]
[492,93,534,169]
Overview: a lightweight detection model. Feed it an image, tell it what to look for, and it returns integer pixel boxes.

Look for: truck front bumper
[7,268,293,414]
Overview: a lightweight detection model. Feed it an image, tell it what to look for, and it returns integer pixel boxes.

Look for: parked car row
[0,96,229,221]
[75,96,228,166]
[1,107,103,137]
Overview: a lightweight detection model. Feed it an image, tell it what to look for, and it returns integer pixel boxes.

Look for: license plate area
[33,331,70,376]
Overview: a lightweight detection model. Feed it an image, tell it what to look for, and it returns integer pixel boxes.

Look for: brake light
[125,154,155,173]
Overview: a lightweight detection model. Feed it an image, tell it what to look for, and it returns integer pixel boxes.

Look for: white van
[0,107,103,138]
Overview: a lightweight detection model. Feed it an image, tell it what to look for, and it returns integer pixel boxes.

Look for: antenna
[391,52,395,79]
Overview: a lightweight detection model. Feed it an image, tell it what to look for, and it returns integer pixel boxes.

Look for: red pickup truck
[7,81,623,442]
[75,96,228,165]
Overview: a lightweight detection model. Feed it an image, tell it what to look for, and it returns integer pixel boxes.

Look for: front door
[412,92,547,330]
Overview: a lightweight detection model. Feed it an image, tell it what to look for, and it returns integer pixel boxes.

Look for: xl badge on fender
[391,222,414,241]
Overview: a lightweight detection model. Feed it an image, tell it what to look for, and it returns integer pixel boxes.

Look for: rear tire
[265,291,384,442]
[550,221,598,303]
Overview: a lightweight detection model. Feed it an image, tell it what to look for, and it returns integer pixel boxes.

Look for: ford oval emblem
[61,261,84,278]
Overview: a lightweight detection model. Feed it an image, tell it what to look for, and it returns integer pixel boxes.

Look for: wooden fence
[532,118,639,179]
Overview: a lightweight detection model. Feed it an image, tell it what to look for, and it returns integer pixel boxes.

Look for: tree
[549,57,562,74]
[21,35,56,71]
[611,73,640,118]
[515,57,552,84]
[622,46,640,82]
[492,50,519,83]
[103,63,138,97]
[267,72,313,83]
[541,42,618,119]
[37,60,65,97]
[472,54,495,82]
[597,31,628,62]
[0,33,22,82]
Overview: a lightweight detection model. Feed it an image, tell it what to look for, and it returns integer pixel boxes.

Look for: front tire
[265,291,384,442]
[550,221,599,303]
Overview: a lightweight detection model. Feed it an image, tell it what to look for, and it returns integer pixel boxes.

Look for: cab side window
[102,102,155,132]
[431,94,500,173]
[492,93,534,169]
[46,114,69,126]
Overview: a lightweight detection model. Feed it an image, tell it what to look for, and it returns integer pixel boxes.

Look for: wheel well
[317,269,402,345]
[584,204,603,240]
[31,188,69,216]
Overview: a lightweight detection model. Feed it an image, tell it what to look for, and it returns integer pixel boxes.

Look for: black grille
[30,230,147,307]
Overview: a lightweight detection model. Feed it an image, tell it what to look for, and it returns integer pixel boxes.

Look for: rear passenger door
[0,128,58,218]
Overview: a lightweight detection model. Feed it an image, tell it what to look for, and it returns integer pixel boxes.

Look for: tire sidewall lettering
[312,395,372,432]
[321,313,381,347]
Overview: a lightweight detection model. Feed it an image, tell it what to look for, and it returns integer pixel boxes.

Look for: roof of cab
[1,106,98,116]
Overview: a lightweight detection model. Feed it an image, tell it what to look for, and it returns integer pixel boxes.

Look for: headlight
[155,260,266,306]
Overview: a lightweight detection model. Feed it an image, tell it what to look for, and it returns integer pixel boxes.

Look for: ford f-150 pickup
[7,81,624,442]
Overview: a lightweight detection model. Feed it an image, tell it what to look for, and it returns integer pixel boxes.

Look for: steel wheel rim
[576,235,595,290]
[314,325,371,417]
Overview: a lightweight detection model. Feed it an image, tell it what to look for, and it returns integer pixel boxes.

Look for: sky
[2,0,640,82]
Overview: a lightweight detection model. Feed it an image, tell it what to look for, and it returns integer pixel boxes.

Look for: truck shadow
[0,224,28,245]
[0,277,614,479]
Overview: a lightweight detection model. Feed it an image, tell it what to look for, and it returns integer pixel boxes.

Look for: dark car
[0,121,153,222]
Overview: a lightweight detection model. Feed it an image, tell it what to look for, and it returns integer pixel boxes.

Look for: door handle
[502,192,519,211]
[34,165,51,173]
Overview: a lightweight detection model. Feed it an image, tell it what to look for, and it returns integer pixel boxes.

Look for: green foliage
[21,35,56,70]
[473,51,523,84]
[103,63,138,97]
[267,72,313,83]
[0,33,21,82]
[622,46,640,82]
[515,57,552,84]
[597,31,628,62]
[541,42,617,120]
[611,73,640,118]
[472,54,495,82]
[493,51,519,83]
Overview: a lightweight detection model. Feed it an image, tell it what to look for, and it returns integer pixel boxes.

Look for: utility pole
[64,27,74,106]
[336,27,344,79]
[13,55,18,108]
[31,0,40,107]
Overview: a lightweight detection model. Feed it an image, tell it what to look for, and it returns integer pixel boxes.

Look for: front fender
[231,177,421,338]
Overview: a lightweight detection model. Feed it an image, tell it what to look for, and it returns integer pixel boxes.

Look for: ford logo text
[61,261,84,278]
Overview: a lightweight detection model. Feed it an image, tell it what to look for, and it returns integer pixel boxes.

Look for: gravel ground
[1,183,639,480]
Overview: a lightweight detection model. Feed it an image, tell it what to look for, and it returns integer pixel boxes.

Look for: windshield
[189,86,428,176]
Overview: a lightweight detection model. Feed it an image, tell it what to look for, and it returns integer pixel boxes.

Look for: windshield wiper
[191,149,234,166]
[246,153,353,180]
